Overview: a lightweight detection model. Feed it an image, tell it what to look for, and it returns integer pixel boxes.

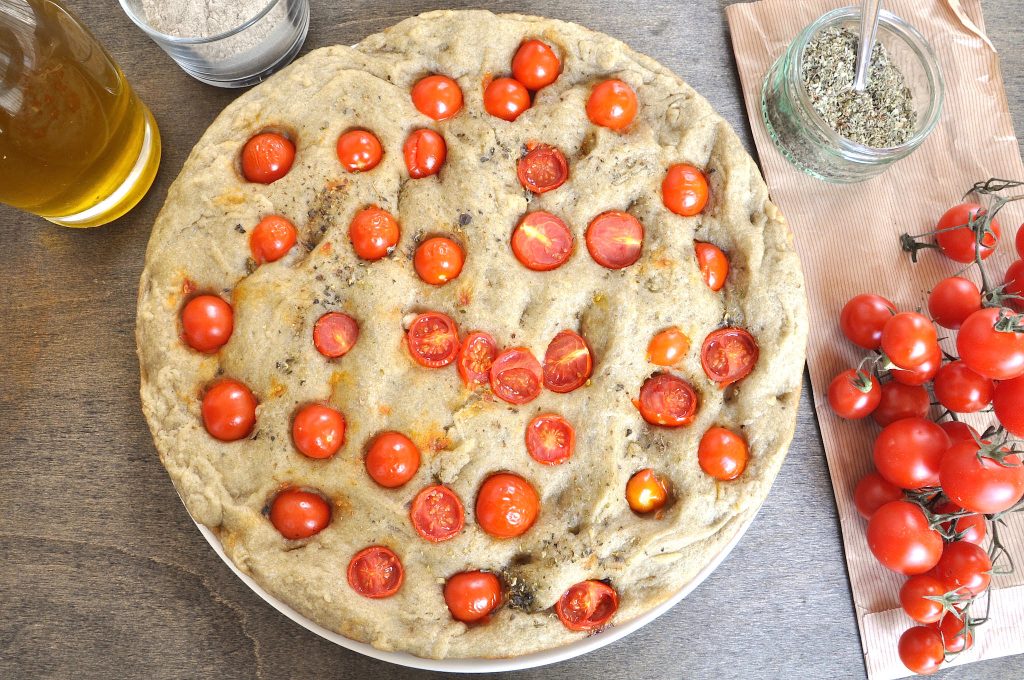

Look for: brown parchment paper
[725,1,1024,678]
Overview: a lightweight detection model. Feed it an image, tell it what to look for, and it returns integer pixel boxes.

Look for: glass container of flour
[118,0,309,87]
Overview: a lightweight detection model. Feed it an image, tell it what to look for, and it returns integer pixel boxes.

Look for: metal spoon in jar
[853,0,883,91]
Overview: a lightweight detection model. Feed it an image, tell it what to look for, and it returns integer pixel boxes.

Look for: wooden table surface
[2,1,1021,678]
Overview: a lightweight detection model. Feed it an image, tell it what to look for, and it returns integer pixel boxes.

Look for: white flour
[140,0,280,40]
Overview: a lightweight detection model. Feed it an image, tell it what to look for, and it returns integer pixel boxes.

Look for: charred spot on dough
[504,576,537,612]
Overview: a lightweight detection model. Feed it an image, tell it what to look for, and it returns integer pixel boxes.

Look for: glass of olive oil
[0,0,160,227]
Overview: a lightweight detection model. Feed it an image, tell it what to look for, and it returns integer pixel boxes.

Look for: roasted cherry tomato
[994,375,1024,437]
[938,420,980,446]
[698,426,749,481]
[840,294,896,350]
[201,379,256,441]
[872,417,948,490]
[406,312,460,368]
[928,276,982,329]
[181,295,233,353]
[872,381,929,426]
[827,369,881,419]
[933,540,991,597]
[625,468,668,513]
[889,344,941,387]
[700,327,759,387]
[1005,259,1024,312]
[403,129,447,178]
[898,626,945,675]
[475,472,540,538]
[511,211,574,271]
[866,501,943,575]
[313,312,359,359]
[586,79,637,130]
[930,611,974,653]
[525,413,575,465]
[489,347,543,404]
[518,144,568,194]
[349,206,400,260]
[411,74,463,120]
[415,236,465,285]
[542,330,592,393]
[241,132,294,184]
[269,488,331,540]
[957,307,1024,380]
[556,581,618,631]
[336,129,383,172]
[585,210,643,269]
[444,571,502,623]
[292,403,345,459]
[899,574,947,624]
[647,326,690,366]
[511,39,560,90]
[348,546,403,598]
[410,485,465,542]
[250,215,297,264]
[694,242,728,291]
[934,500,986,545]
[852,471,903,519]
[880,312,938,369]
[458,331,498,387]
[484,77,531,121]
[365,431,420,488]
[940,440,1024,514]
[634,373,698,427]
[933,361,993,413]
[662,163,709,217]
[935,202,1000,263]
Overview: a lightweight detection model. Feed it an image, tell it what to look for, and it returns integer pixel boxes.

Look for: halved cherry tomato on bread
[348,546,403,598]
[181,295,233,353]
[698,426,749,480]
[525,413,575,465]
[512,212,574,271]
[349,206,400,260]
[365,431,420,488]
[511,40,560,90]
[201,379,256,441]
[241,132,294,184]
[458,331,498,387]
[406,312,460,368]
[625,469,668,513]
[484,77,531,121]
[415,236,464,285]
[662,164,708,216]
[694,242,728,291]
[475,472,540,538]
[647,327,689,366]
[411,74,463,120]
[404,129,447,178]
[935,203,1000,263]
[250,215,297,264]
[586,79,637,131]
[444,571,502,623]
[489,347,542,404]
[586,210,643,269]
[410,485,465,542]
[517,144,568,194]
[701,328,759,387]
[840,293,897,350]
[556,580,618,631]
[336,129,383,172]
[634,373,698,427]
[292,403,345,459]
[269,488,331,540]
[542,330,592,393]
[313,312,359,358]
[881,312,938,370]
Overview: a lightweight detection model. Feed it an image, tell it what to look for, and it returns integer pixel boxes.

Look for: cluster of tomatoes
[826,186,1024,675]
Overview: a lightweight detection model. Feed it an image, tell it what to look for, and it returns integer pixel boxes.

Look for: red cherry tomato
[406,312,460,368]
[511,212,574,271]
[292,403,345,459]
[866,501,943,575]
[475,473,540,538]
[336,129,383,172]
[880,312,938,369]
[700,327,759,387]
[201,379,256,441]
[542,330,592,393]
[484,77,531,121]
[698,426,749,481]
[403,129,447,178]
[414,236,465,285]
[840,294,896,350]
[872,382,929,426]
[241,132,294,184]
[934,500,987,545]
[489,347,543,404]
[898,626,945,675]
[556,581,618,632]
[269,488,331,540]
[938,420,980,446]
[889,344,941,387]
[933,540,991,597]
[928,276,982,329]
[181,295,233,353]
[411,74,463,121]
[634,373,699,427]
[585,210,643,269]
[410,485,465,542]
[993,375,1024,437]
[827,369,881,419]
[458,331,498,387]
[444,571,502,623]
[1018,224,1024,259]
[647,327,690,366]
[899,574,946,624]
[957,307,1024,380]
[853,471,903,519]
[249,215,297,264]
[872,417,948,490]
[1005,259,1024,311]
[349,206,400,260]
[625,468,669,513]
[586,79,638,131]
[940,440,1024,514]
[935,202,1000,263]
[694,242,729,291]
[525,413,575,465]
[511,40,560,90]
[313,312,359,358]
[933,361,994,413]
[365,431,420,488]
[930,611,974,653]
[662,164,709,217]
[517,144,568,194]
[347,546,403,598]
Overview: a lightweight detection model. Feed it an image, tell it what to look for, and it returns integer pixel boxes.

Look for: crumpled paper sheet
[725,1,1024,678]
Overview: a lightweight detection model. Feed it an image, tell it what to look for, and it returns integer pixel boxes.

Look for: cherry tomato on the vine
[930,611,974,653]
[928,276,982,329]
[956,307,1024,380]
[840,294,896,350]
[866,501,943,575]
[940,440,1024,514]
[1004,258,1024,312]
[898,626,945,675]
[880,312,938,369]
[827,369,881,419]
[935,202,1000,263]
[899,574,946,624]
[872,417,948,490]
[890,344,940,387]
[853,471,903,519]
[872,382,929,427]
[938,420,980,446]
[934,500,987,546]
[932,540,991,597]
[933,361,994,413]
[993,375,1024,437]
